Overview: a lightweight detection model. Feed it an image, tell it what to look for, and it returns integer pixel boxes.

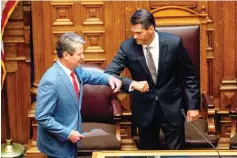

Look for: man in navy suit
[105,9,200,150]
[35,33,121,158]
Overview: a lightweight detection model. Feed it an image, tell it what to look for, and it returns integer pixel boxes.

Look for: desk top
[92,150,237,158]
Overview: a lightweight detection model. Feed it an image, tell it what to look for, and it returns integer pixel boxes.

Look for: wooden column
[219,1,237,139]
[220,1,237,107]
[1,1,31,145]
[26,2,46,158]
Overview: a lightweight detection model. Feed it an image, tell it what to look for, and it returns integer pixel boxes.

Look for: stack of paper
[82,129,110,138]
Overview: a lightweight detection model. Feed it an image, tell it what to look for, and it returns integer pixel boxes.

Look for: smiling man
[105,9,200,150]
[35,33,121,158]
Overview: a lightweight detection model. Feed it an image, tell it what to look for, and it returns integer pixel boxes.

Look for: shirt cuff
[128,83,134,92]
[68,131,72,138]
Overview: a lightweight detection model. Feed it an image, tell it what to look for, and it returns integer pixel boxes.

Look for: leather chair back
[157,26,200,76]
[80,64,117,124]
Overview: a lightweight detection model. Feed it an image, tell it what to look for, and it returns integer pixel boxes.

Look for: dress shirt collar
[142,31,158,49]
[57,60,72,76]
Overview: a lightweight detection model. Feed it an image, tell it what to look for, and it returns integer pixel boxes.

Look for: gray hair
[56,32,85,58]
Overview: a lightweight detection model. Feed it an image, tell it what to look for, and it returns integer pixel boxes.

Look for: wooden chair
[153,6,219,149]
[77,64,122,156]
[229,98,237,149]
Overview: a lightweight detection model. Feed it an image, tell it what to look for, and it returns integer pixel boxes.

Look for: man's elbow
[35,111,46,124]
[35,110,40,121]
[35,115,52,129]
[35,114,44,125]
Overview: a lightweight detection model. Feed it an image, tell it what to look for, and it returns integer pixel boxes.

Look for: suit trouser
[138,104,185,150]
[47,144,77,158]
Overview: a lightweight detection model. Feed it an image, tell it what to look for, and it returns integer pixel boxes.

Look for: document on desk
[82,129,110,138]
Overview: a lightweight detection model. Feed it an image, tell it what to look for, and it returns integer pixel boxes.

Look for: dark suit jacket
[105,31,200,128]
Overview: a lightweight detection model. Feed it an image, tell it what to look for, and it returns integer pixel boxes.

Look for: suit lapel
[157,32,168,84]
[74,70,83,102]
[134,32,168,85]
[55,63,79,109]
[135,44,154,84]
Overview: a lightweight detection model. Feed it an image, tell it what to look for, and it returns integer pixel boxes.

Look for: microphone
[181,109,221,158]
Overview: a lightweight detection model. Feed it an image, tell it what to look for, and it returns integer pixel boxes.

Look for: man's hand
[68,130,84,143]
[187,110,199,122]
[131,81,149,92]
[108,76,122,93]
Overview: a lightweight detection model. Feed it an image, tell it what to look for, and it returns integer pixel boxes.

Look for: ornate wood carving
[218,110,232,137]
[150,1,197,9]
[81,2,104,25]
[83,60,105,68]
[206,17,214,96]
[216,2,237,138]
[220,1,237,108]
[27,1,45,157]
[82,30,105,53]
[1,2,31,145]
[51,3,74,26]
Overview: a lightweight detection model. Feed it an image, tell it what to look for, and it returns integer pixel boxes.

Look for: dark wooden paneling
[207,1,223,107]
[1,84,10,142]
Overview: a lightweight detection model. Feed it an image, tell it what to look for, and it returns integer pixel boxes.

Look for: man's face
[64,43,84,69]
[131,24,154,45]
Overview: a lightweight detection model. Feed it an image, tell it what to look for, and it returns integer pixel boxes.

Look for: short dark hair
[130,9,156,29]
[56,33,85,58]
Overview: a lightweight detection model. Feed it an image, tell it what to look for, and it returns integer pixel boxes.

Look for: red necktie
[70,71,79,98]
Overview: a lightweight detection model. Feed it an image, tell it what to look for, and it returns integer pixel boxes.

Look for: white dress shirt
[57,60,80,88]
[142,31,159,73]
[129,31,159,91]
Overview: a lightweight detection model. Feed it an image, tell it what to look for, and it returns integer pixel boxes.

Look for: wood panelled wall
[1,1,31,144]
[1,1,237,146]
[207,1,237,138]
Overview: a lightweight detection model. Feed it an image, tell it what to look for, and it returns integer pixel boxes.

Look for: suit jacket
[35,62,110,158]
[105,31,200,128]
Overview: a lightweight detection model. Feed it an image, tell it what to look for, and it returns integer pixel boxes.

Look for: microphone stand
[181,109,221,158]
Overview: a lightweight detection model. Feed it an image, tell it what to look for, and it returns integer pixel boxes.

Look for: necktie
[145,46,157,84]
[70,71,79,98]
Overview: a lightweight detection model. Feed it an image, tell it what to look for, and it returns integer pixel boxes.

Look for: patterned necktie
[145,46,157,84]
[70,71,79,98]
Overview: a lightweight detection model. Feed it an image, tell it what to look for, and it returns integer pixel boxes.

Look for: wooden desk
[92,150,237,158]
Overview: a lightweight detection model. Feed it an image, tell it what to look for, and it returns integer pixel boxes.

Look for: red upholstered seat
[77,64,122,155]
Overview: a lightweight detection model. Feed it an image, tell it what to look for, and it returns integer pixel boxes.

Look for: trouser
[138,104,185,150]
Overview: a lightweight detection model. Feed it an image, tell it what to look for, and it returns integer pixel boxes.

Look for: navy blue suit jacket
[105,32,200,128]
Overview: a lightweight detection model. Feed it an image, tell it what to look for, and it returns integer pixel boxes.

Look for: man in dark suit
[105,9,200,150]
